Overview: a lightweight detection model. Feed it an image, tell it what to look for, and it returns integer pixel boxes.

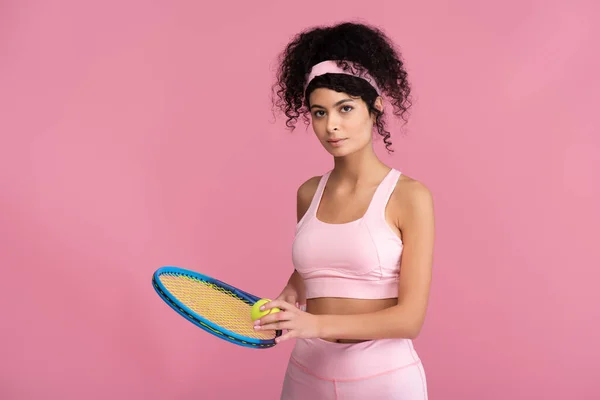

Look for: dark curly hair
[272,21,412,152]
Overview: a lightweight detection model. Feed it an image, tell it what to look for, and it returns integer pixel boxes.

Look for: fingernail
[260,306,265,311]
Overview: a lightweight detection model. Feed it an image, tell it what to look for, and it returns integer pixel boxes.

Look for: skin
[254,88,435,344]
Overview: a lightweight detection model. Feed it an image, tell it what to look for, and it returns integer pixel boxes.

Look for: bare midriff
[306,297,398,343]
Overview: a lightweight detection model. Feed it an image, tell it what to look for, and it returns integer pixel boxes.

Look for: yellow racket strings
[159,274,274,340]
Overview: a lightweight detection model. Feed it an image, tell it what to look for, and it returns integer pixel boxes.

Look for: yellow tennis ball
[251,298,281,321]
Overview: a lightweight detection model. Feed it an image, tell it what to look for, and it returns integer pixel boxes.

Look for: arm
[275,176,320,306]
[318,180,435,340]
[276,269,306,306]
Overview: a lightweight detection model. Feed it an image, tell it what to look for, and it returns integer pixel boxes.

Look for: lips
[327,138,346,143]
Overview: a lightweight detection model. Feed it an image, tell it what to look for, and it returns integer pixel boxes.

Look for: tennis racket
[152,266,281,349]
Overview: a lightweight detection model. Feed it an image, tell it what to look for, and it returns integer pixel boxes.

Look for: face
[309,88,382,157]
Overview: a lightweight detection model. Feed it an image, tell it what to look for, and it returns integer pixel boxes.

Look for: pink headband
[304,60,381,94]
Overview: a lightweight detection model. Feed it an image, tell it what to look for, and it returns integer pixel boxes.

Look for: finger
[255,321,292,331]
[275,330,296,344]
[258,311,293,326]
[282,298,299,309]
[262,299,294,312]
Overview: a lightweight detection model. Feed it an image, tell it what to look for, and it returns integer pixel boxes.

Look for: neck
[331,144,390,185]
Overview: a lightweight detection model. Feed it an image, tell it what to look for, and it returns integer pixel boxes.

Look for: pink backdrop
[1,1,598,399]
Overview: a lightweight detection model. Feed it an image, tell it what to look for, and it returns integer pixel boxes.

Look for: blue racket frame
[152,266,281,349]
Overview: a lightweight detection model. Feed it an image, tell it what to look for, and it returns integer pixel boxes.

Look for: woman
[254,21,435,399]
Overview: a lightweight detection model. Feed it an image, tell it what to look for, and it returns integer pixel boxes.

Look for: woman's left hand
[254,300,322,343]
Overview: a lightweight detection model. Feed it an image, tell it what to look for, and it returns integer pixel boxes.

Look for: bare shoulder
[297,175,322,222]
[390,174,435,227]
[395,174,433,203]
[297,175,321,201]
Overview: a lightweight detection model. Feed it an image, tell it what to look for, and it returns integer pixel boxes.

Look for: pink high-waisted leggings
[280,337,427,400]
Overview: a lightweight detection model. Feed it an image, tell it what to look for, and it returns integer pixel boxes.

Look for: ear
[374,96,384,113]
[371,96,384,123]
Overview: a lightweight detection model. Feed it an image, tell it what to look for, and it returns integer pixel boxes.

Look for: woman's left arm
[319,180,435,340]
[256,180,435,342]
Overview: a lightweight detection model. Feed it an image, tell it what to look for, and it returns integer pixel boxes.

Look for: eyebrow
[310,98,355,110]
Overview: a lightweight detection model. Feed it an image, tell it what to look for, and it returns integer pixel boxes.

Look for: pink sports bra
[292,168,404,299]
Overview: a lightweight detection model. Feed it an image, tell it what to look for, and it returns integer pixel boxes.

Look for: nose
[326,113,340,134]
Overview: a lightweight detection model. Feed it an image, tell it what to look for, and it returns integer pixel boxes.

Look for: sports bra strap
[305,170,332,217]
[363,169,402,219]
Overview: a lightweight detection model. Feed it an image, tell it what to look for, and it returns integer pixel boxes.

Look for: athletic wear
[292,168,403,299]
[280,338,427,400]
[282,168,428,399]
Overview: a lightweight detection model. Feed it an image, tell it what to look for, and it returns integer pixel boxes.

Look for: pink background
[1,1,599,399]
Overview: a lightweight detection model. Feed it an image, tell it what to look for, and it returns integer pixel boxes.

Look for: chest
[292,220,381,276]
[316,188,402,240]
[316,187,380,224]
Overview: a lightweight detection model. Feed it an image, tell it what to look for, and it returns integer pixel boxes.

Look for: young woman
[254,22,435,399]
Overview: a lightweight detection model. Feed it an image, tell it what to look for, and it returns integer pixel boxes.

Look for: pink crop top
[292,168,404,299]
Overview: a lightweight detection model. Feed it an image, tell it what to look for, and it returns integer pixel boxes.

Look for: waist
[306,297,397,343]
[290,337,420,380]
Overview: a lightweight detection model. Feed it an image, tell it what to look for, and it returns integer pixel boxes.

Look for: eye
[341,105,354,113]
[313,110,325,118]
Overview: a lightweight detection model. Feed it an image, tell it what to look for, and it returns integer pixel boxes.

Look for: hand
[275,285,304,310]
[253,299,321,343]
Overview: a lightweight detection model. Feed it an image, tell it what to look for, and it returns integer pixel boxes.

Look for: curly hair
[272,21,412,152]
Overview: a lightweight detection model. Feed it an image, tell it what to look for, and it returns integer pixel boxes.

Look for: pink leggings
[280,337,428,399]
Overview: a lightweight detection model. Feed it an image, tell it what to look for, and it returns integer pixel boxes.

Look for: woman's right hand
[274,270,306,310]
[275,285,302,309]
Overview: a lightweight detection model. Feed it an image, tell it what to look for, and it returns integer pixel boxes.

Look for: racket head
[152,266,281,349]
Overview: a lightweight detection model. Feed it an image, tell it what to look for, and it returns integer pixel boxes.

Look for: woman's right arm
[275,176,321,307]
[277,269,305,307]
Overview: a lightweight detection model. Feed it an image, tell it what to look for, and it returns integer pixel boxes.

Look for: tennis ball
[251,298,281,321]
